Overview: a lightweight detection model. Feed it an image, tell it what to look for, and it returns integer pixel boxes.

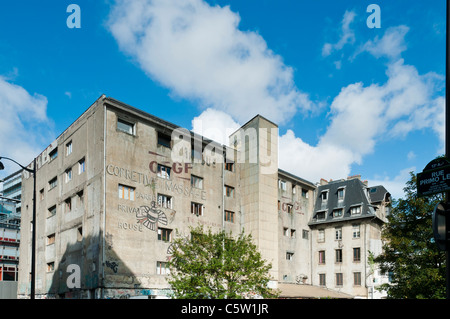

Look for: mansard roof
[309,178,385,226]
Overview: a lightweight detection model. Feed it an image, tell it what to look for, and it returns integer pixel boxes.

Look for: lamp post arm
[0,156,35,173]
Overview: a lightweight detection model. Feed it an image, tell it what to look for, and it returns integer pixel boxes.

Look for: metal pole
[446,0,450,300]
[30,158,36,299]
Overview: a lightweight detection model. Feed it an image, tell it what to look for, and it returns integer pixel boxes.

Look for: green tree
[167,226,278,299]
[375,172,446,299]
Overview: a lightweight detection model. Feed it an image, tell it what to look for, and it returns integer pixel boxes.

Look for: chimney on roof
[347,174,361,181]
[320,178,328,185]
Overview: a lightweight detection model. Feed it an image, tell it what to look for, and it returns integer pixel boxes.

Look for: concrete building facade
[17,96,389,299]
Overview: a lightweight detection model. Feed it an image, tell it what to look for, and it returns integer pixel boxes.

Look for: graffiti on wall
[136,201,168,231]
[105,260,119,273]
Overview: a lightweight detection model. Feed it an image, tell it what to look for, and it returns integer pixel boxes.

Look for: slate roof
[367,185,390,203]
[309,178,384,226]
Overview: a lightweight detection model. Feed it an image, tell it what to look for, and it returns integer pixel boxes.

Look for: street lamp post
[0,156,36,299]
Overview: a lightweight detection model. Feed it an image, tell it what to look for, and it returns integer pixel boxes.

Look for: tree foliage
[167,226,278,299]
[375,172,446,299]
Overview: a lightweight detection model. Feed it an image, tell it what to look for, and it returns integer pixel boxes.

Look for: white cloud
[0,76,51,175]
[191,108,241,145]
[107,0,315,124]
[322,10,356,57]
[358,25,409,59]
[407,151,416,161]
[278,130,355,183]
[107,1,444,196]
[369,166,416,200]
[279,26,444,185]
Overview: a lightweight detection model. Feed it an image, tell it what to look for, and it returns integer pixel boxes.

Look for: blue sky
[0,0,446,199]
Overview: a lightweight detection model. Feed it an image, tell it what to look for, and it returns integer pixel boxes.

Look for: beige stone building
[309,177,391,298]
[17,95,388,299]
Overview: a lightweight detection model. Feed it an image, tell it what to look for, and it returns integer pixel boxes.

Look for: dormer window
[321,191,328,201]
[350,206,362,215]
[316,211,326,220]
[337,187,345,200]
[333,209,343,218]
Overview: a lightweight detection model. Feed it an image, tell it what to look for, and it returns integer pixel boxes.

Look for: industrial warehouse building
[17,96,390,299]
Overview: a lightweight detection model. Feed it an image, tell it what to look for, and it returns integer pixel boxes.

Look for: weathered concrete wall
[277,174,315,284]
[18,97,321,298]
[18,99,105,298]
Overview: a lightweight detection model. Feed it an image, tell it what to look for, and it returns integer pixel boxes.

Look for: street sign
[432,202,449,251]
[417,157,450,197]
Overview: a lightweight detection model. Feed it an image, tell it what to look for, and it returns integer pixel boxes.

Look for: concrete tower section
[229,115,279,285]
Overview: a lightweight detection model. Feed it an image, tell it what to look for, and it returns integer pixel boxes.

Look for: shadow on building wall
[47,232,136,299]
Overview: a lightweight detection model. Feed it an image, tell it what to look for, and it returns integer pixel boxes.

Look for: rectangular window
[47,262,55,272]
[157,228,172,242]
[335,249,343,263]
[291,229,297,238]
[286,252,294,261]
[47,234,55,245]
[156,261,170,275]
[337,188,344,199]
[157,164,171,179]
[157,132,171,148]
[39,188,44,201]
[354,272,361,286]
[78,158,85,174]
[283,227,289,237]
[321,191,328,201]
[318,250,326,264]
[117,118,135,135]
[48,205,56,218]
[65,168,72,183]
[191,175,203,189]
[287,204,293,214]
[335,227,342,240]
[224,210,235,223]
[301,189,308,198]
[225,162,234,172]
[352,224,360,238]
[333,209,343,218]
[317,229,325,243]
[48,176,58,190]
[336,273,343,287]
[301,229,308,239]
[191,202,204,216]
[225,185,234,198]
[66,141,72,156]
[118,184,135,201]
[157,194,173,209]
[351,206,361,215]
[65,198,72,212]
[49,148,58,161]
[316,211,326,220]
[77,190,84,206]
[278,180,287,191]
[353,247,361,262]
[319,274,326,286]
